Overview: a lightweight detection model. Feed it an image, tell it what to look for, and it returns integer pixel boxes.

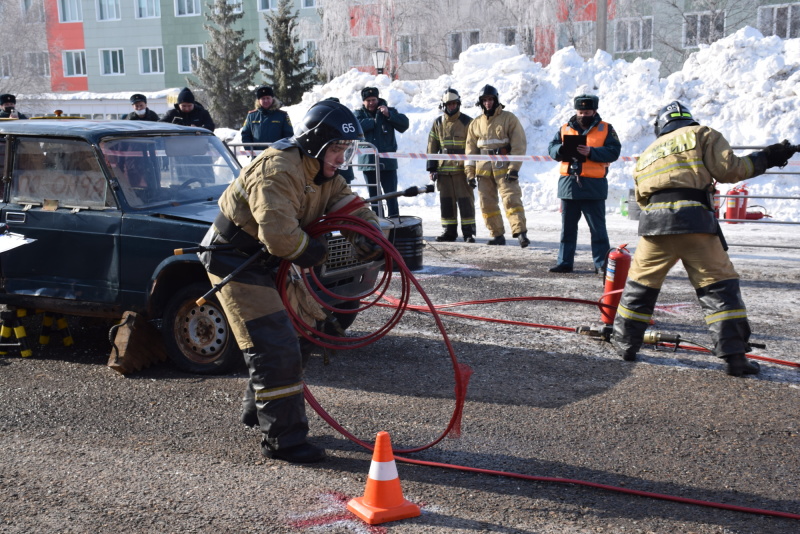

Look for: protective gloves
[468,178,477,189]
[430,172,438,182]
[351,225,383,262]
[293,237,328,268]
[505,170,519,181]
[764,139,795,168]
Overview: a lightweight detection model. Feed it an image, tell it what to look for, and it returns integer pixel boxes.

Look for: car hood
[146,201,221,225]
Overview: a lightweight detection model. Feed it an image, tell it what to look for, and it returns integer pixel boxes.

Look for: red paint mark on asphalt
[286,491,388,533]
[655,302,694,315]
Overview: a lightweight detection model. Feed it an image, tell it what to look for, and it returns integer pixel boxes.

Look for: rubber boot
[724,353,760,377]
[436,225,457,242]
[241,382,258,428]
[516,232,530,248]
[487,235,506,246]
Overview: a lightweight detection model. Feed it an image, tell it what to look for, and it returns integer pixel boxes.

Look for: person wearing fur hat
[240,85,293,155]
[159,87,215,130]
[547,94,621,274]
[354,86,409,217]
[125,93,159,121]
[0,94,28,119]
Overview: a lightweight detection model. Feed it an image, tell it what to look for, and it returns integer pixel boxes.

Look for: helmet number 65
[342,123,357,133]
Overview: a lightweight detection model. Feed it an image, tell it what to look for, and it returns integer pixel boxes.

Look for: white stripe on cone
[368,459,399,482]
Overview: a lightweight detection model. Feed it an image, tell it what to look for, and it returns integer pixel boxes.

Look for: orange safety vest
[559,122,611,178]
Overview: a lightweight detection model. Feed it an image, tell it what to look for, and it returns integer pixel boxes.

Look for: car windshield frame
[100,133,240,210]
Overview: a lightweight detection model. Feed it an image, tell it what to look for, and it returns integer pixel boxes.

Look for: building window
[227,0,242,13]
[501,26,534,56]
[398,35,421,64]
[178,45,204,73]
[302,0,316,7]
[0,55,11,79]
[258,0,276,10]
[100,49,125,75]
[615,17,653,52]
[303,40,317,68]
[683,11,725,48]
[27,52,50,77]
[97,0,120,20]
[176,0,201,16]
[63,50,87,77]
[140,47,164,74]
[448,30,479,61]
[136,0,161,18]
[58,0,82,22]
[758,4,800,39]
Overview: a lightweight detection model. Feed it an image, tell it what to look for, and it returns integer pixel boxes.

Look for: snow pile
[238,27,800,220]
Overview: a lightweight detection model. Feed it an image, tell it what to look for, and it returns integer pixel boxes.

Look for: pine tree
[261,0,315,105]
[190,0,259,129]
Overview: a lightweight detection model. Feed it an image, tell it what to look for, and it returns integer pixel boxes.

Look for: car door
[0,136,122,304]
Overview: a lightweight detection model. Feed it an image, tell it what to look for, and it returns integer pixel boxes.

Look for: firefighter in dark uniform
[198,101,382,462]
[240,85,293,153]
[125,94,160,121]
[427,88,476,242]
[465,84,529,248]
[548,94,621,273]
[0,94,28,119]
[612,101,796,376]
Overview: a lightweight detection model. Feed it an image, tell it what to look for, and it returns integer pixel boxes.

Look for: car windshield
[100,134,240,209]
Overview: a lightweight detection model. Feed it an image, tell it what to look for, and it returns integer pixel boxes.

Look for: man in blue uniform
[240,85,293,154]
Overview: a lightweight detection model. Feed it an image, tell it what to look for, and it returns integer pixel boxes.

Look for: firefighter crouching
[198,101,383,462]
[611,101,796,377]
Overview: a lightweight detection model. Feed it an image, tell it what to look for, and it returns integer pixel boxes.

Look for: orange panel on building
[45,0,87,92]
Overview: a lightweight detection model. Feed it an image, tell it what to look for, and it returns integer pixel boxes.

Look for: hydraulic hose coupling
[643,330,681,348]
[576,325,613,341]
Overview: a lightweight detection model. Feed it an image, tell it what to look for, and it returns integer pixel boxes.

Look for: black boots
[517,232,530,248]
[549,264,573,273]
[464,236,475,243]
[725,353,760,377]
[487,235,506,245]
[435,231,457,242]
[263,442,327,463]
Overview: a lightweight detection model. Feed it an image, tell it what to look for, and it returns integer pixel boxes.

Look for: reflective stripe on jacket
[426,111,472,173]
[559,122,611,178]
[633,125,760,236]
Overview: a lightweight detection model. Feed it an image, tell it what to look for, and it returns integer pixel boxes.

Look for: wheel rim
[173,300,230,365]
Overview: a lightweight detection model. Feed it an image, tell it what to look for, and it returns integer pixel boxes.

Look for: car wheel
[162,283,241,375]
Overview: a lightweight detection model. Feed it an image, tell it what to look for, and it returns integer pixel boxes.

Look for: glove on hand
[764,139,795,168]
[293,237,328,268]
[505,170,519,181]
[172,117,184,125]
[468,178,477,189]
[352,230,383,262]
[430,172,438,182]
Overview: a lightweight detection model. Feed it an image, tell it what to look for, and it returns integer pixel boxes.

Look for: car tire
[162,283,242,375]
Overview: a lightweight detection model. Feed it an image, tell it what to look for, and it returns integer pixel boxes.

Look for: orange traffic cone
[347,431,421,525]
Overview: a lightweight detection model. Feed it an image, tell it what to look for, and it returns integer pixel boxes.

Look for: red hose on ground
[277,206,799,520]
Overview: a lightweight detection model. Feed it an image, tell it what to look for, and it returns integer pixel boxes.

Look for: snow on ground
[223,25,800,226]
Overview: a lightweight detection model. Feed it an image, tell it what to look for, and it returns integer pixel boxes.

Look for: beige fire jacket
[464,106,527,180]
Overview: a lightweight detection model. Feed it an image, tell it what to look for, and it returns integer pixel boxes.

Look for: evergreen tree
[190,0,259,129]
[261,0,315,105]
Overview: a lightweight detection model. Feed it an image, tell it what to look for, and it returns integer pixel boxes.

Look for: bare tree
[0,0,51,105]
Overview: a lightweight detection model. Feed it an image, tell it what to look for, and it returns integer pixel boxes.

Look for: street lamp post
[372,49,389,75]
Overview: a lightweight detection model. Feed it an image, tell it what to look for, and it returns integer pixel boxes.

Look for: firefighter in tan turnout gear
[198,101,382,463]
[427,88,476,242]
[465,84,529,247]
[612,101,797,377]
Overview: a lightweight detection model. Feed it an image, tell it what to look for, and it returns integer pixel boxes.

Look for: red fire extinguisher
[600,245,631,325]
[725,186,740,222]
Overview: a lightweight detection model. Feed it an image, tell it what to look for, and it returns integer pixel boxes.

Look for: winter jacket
[548,113,621,200]
[354,98,409,172]
[633,124,767,236]
[240,100,293,148]
[426,111,472,174]
[125,108,160,121]
[159,102,215,131]
[0,110,28,119]
[464,105,526,180]
[217,146,378,262]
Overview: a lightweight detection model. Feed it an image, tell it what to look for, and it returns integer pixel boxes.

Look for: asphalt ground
[1,211,799,533]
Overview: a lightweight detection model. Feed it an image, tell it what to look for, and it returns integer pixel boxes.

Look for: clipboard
[562,134,587,162]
